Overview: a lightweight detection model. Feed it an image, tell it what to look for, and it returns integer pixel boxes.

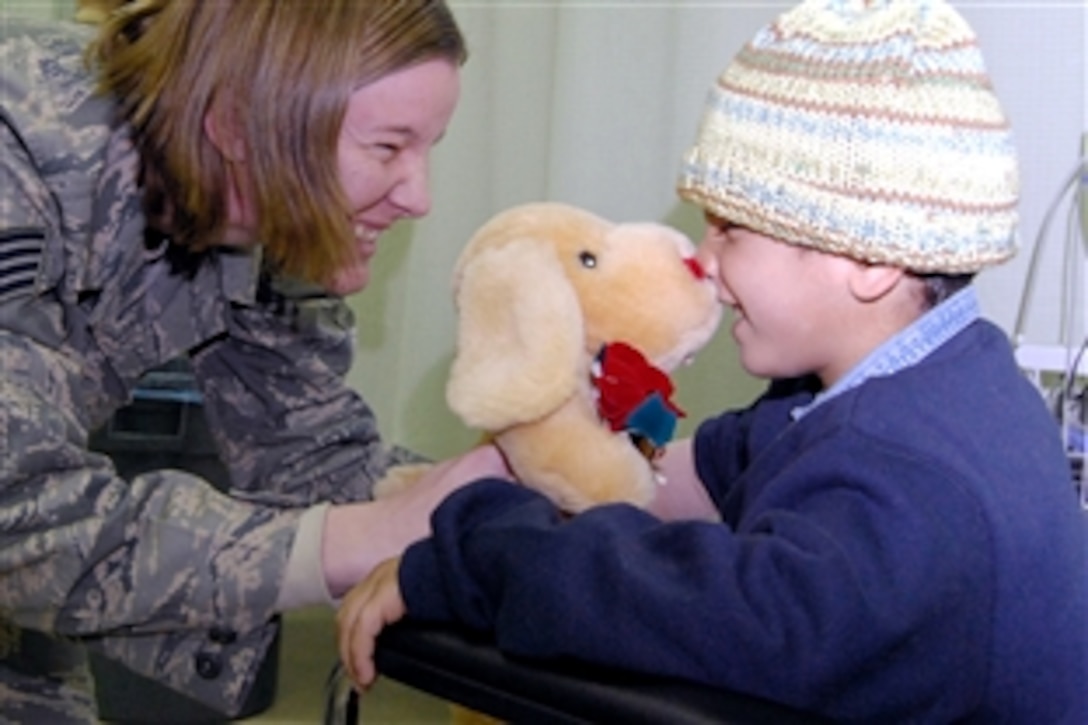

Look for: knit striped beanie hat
[677,0,1019,274]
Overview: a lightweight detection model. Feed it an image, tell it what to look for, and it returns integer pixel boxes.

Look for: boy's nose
[694,241,718,280]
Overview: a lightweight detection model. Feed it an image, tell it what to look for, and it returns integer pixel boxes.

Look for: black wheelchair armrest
[371,620,829,724]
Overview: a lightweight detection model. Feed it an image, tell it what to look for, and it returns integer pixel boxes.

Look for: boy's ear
[203,105,247,162]
[848,262,905,303]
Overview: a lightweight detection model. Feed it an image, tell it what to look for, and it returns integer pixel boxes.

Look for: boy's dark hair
[916,273,975,309]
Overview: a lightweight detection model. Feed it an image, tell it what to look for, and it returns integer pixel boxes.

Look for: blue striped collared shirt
[792,286,981,421]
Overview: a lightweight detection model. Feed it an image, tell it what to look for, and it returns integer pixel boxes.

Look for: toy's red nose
[684,256,708,280]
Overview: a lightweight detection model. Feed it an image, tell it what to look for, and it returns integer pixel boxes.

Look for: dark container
[87,359,279,723]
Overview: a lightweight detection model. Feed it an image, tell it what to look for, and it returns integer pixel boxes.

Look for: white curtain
[349,1,1086,459]
[0,0,73,20]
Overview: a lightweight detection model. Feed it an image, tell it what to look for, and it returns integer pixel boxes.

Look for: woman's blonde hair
[89,0,467,284]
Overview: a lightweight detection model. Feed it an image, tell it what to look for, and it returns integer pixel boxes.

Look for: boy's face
[696,213,870,387]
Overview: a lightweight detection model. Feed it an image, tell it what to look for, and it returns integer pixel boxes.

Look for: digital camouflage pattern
[0,18,417,722]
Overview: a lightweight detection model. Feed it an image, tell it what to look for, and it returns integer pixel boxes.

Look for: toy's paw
[372,463,434,499]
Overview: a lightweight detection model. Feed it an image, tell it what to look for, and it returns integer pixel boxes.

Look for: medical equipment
[1013,144,1087,504]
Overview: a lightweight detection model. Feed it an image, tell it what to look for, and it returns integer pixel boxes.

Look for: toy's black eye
[578,251,598,269]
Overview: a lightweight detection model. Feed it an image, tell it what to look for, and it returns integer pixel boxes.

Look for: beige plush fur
[377,202,721,513]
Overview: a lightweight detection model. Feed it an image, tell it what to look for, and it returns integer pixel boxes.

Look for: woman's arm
[190,274,423,508]
[647,438,720,522]
[319,445,511,598]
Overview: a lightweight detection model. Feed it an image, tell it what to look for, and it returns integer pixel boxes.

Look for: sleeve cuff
[275,504,335,610]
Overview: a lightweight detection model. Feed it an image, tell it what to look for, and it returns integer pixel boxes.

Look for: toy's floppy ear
[447,238,584,430]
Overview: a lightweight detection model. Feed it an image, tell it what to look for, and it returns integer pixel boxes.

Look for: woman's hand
[336,557,405,690]
[408,441,514,511]
[321,444,511,597]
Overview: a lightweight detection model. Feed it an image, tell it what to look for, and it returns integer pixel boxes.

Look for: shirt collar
[792,286,980,421]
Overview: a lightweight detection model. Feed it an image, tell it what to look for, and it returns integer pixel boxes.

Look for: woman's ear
[848,262,905,303]
[203,105,246,162]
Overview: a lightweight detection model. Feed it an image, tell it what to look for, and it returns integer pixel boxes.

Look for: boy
[338,1,1087,721]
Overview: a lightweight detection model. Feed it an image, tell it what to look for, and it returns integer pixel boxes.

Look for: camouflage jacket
[0,19,414,716]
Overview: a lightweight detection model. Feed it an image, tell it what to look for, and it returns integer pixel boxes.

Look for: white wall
[959,3,1086,347]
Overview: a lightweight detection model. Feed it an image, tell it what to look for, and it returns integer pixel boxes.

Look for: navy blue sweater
[401,320,1087,723]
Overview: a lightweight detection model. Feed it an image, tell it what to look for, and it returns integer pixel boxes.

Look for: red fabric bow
[591,342,685,434]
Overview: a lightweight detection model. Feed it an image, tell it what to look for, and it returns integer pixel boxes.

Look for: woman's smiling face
[326,57,461,296]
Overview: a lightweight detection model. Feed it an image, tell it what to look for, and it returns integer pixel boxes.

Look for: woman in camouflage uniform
[0,1,504,721]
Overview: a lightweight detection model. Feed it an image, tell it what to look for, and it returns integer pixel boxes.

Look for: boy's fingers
[337,591,379,687]
[335,558,406,689]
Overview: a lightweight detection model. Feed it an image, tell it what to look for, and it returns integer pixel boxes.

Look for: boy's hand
[336,556,405,690]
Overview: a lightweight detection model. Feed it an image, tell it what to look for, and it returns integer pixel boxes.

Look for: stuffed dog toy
[379,202,721,513]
